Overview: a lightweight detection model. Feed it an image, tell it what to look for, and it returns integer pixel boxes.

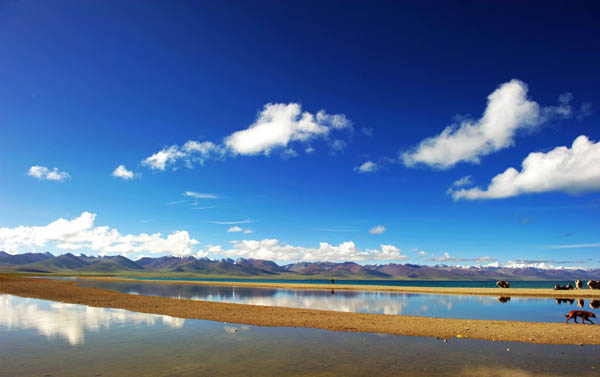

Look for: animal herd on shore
[495,279,600,290]
[495,279,600,324]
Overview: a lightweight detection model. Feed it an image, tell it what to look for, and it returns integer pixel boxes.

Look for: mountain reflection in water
[80,280,600,323]
[1,294,599,377]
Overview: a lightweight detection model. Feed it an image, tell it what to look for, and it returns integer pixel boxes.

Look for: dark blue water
[80,280,600,323]
[123,277,577,289]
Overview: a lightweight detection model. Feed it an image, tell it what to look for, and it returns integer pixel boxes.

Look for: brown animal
[578,299,585,308]
[588,280,600,289]
[554,283,574,290]
[496,280,510,288]
[576,280,583,289]
[564,310,596,324]
[589,300,600,309]
[497,296,511,303]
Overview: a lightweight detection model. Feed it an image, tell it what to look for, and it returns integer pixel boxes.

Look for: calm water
[80,280,600,323]
[1,294,598,377]
[124,277,579,289]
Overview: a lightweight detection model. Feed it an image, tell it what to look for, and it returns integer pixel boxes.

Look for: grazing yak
[576,280,583,289]
[496,280,510,288]
[588,280,600,290]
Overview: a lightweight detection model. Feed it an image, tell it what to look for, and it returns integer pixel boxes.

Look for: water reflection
[0,294,184,345]
[1,294,599,376]
[79,280,600,323]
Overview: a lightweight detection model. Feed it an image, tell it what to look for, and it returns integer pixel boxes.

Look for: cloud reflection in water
[0,295,184,346]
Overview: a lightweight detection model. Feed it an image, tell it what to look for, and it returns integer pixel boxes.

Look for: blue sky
[1,1,599,268]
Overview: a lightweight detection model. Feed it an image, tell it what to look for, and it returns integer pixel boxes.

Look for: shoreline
[2,276,600,345]
[81,276,600,298]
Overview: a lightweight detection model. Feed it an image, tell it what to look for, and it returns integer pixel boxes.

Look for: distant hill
[0,251,598,280]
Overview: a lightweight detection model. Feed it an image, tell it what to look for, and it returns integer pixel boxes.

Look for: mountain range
[1,251,598,280]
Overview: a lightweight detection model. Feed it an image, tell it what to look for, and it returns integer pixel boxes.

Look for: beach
[2,275,600,346]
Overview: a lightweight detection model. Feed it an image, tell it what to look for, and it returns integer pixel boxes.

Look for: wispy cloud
[369,225,386,235]
[209,219,254,225]
[184,191,219,199]
[545,243,600,249]
[354,161,380,173]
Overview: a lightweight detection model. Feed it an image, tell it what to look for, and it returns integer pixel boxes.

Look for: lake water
[124,277,580,289]
[1,294,598,377]
[80,280,600,323]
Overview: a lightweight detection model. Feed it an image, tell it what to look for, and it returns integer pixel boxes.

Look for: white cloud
[281,148,298,158]
[221,239,407,263]
[452,175,472,187]
[227,226,253,234]
[545,243,600,249]
[28,165,70,181]
[142,141,224,171]
[369,225,386,235]
[0,212,199,257]
[354,161,379,173]
[0,296,183,346]
[401,79,572,169]
[184,191,219,199]
[451,135,600,200]
[209,219,253,225]
[417,251,426,255]
[305,146,316,154]
[330,139,347,154]
[426,252,495,264]
[224,103,351,156]
[111,165,134,180]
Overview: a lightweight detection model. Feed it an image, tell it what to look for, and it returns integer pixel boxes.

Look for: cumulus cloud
[224,103,351,156]
[227,226,242,233]
[111,165,134,180]
[451,135,600,200]
[142,103,352,170]
[0,212,199,256]
[354,161,379,173]
[401,80,572,169]
[369,225,386,235]
[220,239,407,263]
[28,165,70,181]
[184,191,219,199]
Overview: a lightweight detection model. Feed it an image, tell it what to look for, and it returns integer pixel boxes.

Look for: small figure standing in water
[330,278,335,284]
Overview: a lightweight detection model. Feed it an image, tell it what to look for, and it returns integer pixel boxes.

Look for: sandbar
[2,276,600,345]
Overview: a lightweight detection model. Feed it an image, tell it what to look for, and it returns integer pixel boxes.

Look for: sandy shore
[85,276,600,298]
[1,276,599,345]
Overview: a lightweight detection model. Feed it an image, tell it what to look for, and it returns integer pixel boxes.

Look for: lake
[80,280,600,323]
[1,294,598,377]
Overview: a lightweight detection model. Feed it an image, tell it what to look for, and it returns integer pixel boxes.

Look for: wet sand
[1,275,599,345]
[85,276,600,298]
